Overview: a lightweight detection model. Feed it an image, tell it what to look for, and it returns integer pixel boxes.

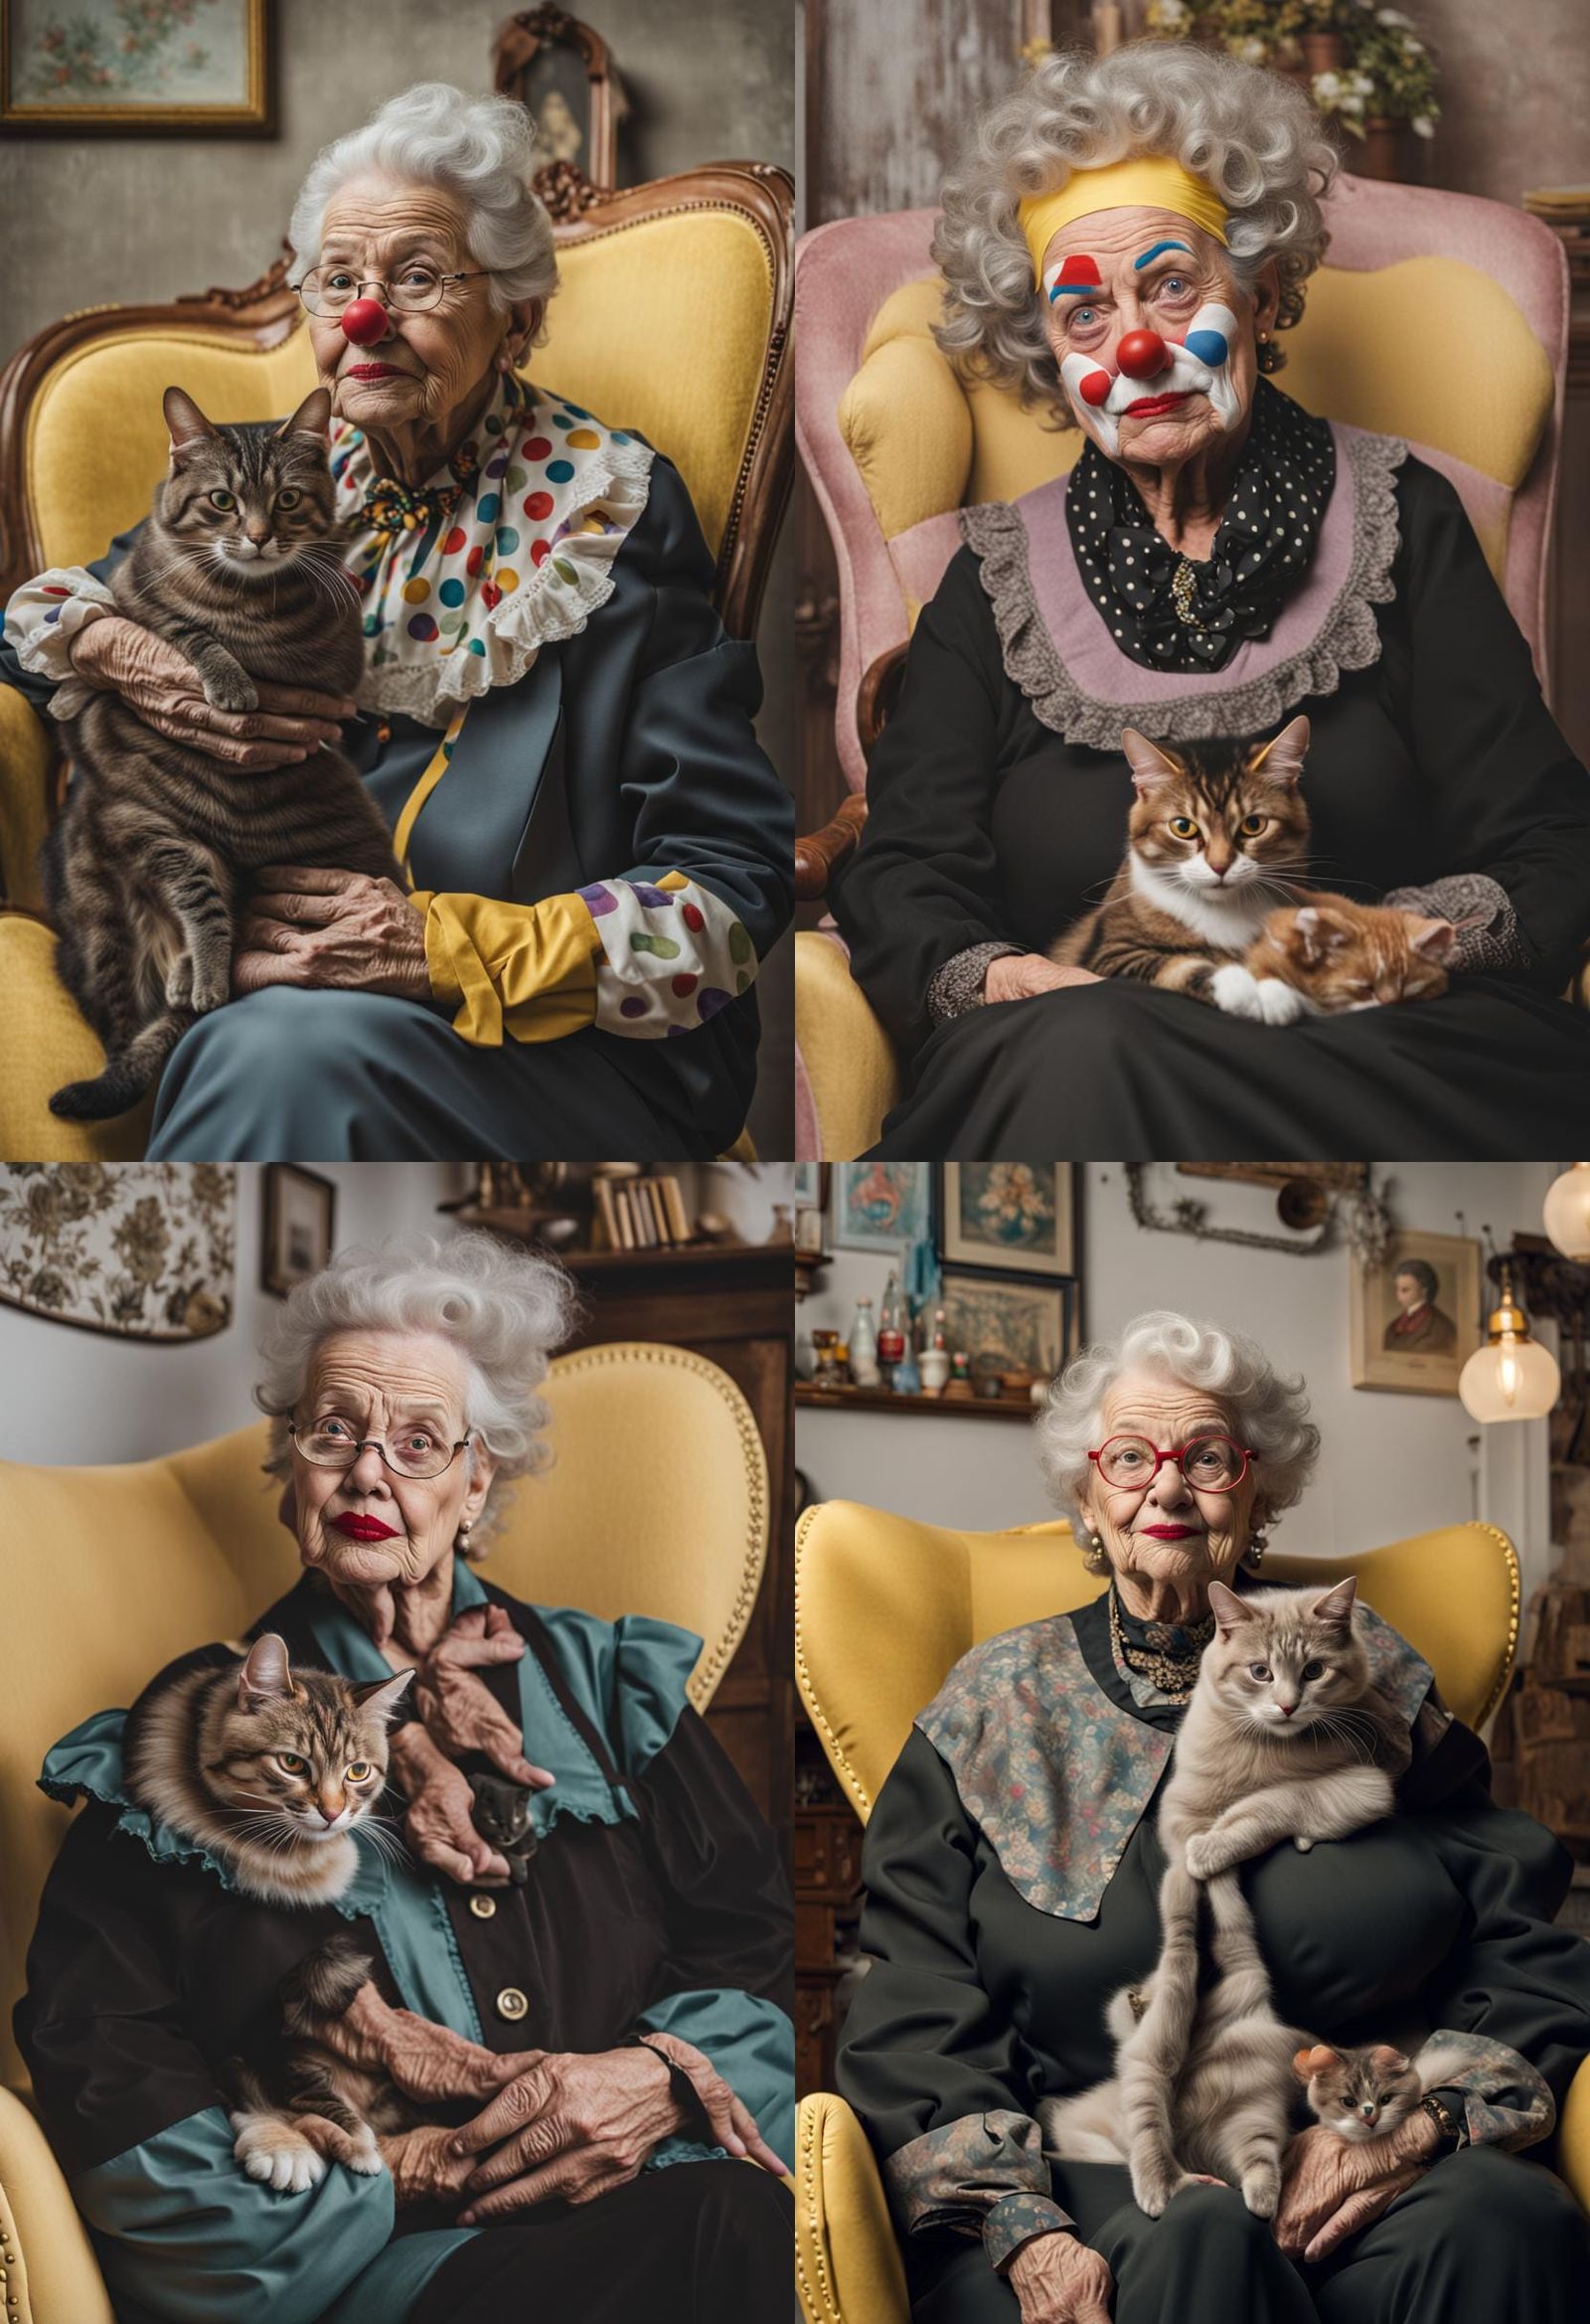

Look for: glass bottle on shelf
[920,1306,951,1396]
[877,1269,906,1386]
[892,1298,922,1396]
[850,1295,880,1388]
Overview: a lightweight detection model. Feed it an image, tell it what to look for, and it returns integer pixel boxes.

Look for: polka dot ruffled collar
[1064,379,1336,675]
[330,370,654,729]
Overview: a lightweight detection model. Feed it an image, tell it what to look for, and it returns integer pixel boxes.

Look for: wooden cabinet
[794,1797,866,2093]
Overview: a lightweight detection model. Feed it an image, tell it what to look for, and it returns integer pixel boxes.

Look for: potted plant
[1338,6,1440,177]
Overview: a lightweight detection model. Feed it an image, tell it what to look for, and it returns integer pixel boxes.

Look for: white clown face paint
[1057,299,1243,453]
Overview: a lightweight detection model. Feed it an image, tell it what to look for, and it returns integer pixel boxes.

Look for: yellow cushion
[796,2089,910,2324]
[0,1344,767,2092]
[795,1502,1519,1821]
[793,930,901,1162]
[0,2084,116,2324]
[0,913,152,1161]
[842,256,1549,571]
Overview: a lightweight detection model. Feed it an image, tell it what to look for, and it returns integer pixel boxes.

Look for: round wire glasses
[1088,1434,1254,1493]
[296,263,499,319]
[289,1420,470,1482]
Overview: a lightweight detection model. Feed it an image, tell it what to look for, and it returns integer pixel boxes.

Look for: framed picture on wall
[832,1162,930,1254]
[939,1270,1075,1381]
[491,6,624,192]
[1350,1230,1482,1398]
[1,0,273,134]
[937,1163,1076,1278]
[260,1166,336,1300]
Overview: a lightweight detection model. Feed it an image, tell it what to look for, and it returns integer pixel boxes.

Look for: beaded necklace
[1108,1584,1215,1702]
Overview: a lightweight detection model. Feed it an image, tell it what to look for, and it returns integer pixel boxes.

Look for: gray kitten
[42,383,400,1120]
[1042,1577,1410,2218]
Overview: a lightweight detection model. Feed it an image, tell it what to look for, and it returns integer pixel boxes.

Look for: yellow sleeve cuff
[409,889,602,1048]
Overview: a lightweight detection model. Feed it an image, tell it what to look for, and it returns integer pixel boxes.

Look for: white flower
[1376,7,1415,25]
[1157,0,1189,23]
[1240,36,1267,64]
[1352,72,1376,95]
[1313,70,1344,98]
[1411,113,1435,137]
[1340,91,1366,114]
[1404,35,1426,55]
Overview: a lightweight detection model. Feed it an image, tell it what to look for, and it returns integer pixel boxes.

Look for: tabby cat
[1041,1578,1410,2218]
[1049,720,1454,1025]
[42,384,401,1121]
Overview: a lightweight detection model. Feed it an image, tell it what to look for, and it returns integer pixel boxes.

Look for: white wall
[797,1164,1561,1605]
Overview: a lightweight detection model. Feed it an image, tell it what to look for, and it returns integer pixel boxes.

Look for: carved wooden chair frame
[0,160,794,644]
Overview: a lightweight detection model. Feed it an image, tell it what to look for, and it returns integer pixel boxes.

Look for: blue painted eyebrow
[1134,241,1192,270]
[1047,281,1104,304]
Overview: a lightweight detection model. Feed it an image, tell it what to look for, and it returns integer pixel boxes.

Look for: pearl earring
[457,1519,473,1551]
[1245,1527,1268,1568]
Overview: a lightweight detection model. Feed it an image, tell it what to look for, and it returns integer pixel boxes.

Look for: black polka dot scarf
[1063,378,1337,673]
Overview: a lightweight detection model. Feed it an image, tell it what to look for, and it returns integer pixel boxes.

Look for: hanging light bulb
[1458,1261,1560,1422]
[1542,1165,1590,1261]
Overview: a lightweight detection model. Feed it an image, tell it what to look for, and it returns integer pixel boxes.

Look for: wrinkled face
[305,174,535,444]
[1038,206,1274,465]
[1077,1368,1261,1589]
[289,1328,496,1588]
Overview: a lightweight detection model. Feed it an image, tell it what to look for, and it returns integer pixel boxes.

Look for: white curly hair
[288,82,557,341]
[933,40,1338,417]
[254,1230,578,1552]
[1034,1309,1321,1543]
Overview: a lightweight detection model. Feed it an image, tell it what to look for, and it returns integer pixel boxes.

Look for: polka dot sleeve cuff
[410,871,757,1047]
[3,566,117,709]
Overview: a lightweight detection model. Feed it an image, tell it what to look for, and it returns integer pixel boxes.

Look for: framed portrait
[1,0,272,134]
[832,1162,930,1254]
[492,6,622,190]
[939,1271,1075,1379]
[1350,1231,1482,1398]
[260,1165,336,1300]
[937,1162,1076,1278]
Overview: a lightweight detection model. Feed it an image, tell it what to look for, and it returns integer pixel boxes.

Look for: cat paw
[1184,1832,1229,1880]
[345,2127,384,2176]
[231,2111,325,2194]
[1252,976,1305,1026]
[165,956,194,1009]
[191,970,231,1016]
[203,673,258,715]
[1209,963,1264,1019]
[1240,2164,1281,2218]
[1132,2175,1174,2220]
[1294,1834,1315,1853]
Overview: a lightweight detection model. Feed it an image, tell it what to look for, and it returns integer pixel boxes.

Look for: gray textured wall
[0,0,796,1152]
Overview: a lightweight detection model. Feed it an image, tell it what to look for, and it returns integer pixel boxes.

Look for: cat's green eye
[346,1761,372,1782]
[276,1751,307,1774]
[1169,816,1198,839]
[1248,1663,1271,1681]
[209,489,237,512]
[1240,813,1268,836]
[276,488,301,511]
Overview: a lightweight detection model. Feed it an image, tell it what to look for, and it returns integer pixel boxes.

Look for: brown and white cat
[122,1632,413,1913]
[1052,1578,1411,2220]
[42,384,400,1121]
[1048,720,1455,1026]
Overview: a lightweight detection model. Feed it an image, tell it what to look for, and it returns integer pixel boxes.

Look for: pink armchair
[793,174,1570,1159]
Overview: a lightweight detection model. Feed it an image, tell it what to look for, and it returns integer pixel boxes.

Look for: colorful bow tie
[360,476,462,536]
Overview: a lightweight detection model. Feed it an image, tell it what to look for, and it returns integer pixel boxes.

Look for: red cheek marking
[1078,369,1113,408]
[1060,252,1101,284]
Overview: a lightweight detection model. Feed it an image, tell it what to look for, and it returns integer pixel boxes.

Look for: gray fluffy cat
[42,383,400,1121]
[1040,1577,1410,2217]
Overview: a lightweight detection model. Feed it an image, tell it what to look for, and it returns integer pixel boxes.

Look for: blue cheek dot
[1184,329,1229,367]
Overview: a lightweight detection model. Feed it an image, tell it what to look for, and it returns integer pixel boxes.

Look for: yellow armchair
[791,175,1571,1158]
[792,1503,1590,2324]
[0,163,793,1162]
[0,1339,768,2323]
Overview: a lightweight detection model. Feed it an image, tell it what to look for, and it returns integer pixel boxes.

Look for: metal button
[470,1894,497,1919]
[496,1986,529,2022]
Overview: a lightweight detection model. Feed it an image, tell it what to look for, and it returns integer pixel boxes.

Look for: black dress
[833,429,1590,1158]
[837,1587,1590,2324]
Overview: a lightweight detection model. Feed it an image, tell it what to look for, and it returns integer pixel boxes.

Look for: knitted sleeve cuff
[1380,873,1532,974]
[926,941,1026,1026]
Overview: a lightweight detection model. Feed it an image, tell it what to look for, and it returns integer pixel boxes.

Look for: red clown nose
[340,299,389,346]
[1116,328,1170,380]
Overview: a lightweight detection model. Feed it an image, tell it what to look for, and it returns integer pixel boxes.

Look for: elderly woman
[837,1311,1590,2324]
[1,83,791,1162]
[18,1233,793,2324]
[832,42,1590,1157]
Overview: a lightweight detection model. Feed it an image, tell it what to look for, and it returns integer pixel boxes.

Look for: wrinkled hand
[984,953,1102,1005]
[448,2038,788,2224]
[415,1604,551,1781]
[234,866,428,999]
[390,1723,545,1889]
[1006,2230,1114,2324]
[316,1975,527,2104]
[70,612,354,767]
[378,2123,479,2209]
[1274,2113,1437,2262]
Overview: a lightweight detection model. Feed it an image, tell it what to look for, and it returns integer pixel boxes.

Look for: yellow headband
[1018,156,1229,287]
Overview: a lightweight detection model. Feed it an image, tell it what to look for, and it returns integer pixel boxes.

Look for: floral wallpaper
[0,1164,236,1340]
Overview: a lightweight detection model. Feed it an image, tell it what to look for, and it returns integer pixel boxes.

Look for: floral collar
[330,371,654,728]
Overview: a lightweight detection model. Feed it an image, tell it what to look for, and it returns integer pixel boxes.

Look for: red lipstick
[1140,1523,1200,1541]
[333,1514,398,1542]
[1125,392,1192,417]
[345,363,405,381]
